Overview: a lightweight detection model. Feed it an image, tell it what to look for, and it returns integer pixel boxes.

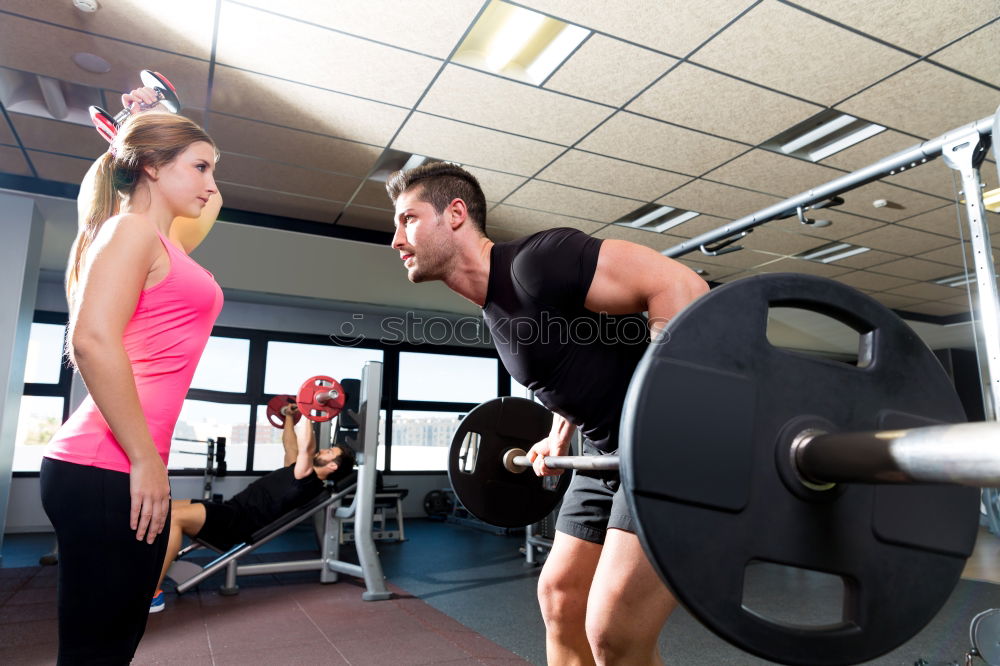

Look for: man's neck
[444,237,494,307]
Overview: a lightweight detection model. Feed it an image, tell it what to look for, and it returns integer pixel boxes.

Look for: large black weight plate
[621,273,980,666]
[448,397,571,528]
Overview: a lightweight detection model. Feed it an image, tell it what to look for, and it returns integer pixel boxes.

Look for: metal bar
[795,421,1000,487]
[661,115,995,259]
[940,125,1000,421]
[511,454,620,471]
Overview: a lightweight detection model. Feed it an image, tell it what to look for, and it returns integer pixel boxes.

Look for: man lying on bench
[150,408,356,613]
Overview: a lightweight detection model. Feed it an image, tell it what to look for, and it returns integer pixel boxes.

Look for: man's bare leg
[537,531,603,665]
[155,500,207,591]
[585,529,677,665]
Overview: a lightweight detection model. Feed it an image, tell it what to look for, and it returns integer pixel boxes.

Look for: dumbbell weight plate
[265,394,300,429]
[140,69,180,113]
[88,106,116,143]
[448,397,571,528]
[296,375,346,422]
[620,273,979,666]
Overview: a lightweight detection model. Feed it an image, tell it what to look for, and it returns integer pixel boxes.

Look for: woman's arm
[70,214,170,544]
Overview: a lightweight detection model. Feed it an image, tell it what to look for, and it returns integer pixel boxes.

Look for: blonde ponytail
[66,150,117,307]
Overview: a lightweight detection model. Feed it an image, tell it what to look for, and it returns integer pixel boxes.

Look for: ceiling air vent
[0,66,102,126]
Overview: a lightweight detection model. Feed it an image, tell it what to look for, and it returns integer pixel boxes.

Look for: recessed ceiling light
[73,0,99,13]
[72,52,111,74]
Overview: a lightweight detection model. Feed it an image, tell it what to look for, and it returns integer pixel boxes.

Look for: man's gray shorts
[554,445,634,545]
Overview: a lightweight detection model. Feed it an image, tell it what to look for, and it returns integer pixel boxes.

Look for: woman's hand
[120,86,161,115]
[129,455,171,544]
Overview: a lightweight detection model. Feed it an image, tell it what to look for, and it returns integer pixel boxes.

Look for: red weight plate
[265,394,300,429]
[296,376,346,422]
[88,105,116,143]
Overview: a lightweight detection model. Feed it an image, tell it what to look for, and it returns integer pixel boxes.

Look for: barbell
[265,375,347,428]
[447,273,995,666]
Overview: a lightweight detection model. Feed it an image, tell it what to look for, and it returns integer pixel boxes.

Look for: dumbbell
[265,395,301,429]
[88,69,181,143]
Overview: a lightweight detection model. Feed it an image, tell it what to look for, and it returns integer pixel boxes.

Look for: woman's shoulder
[94,213,161,247]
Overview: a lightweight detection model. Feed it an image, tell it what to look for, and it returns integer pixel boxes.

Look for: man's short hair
[385,162,488,236]
[327,443,356,485]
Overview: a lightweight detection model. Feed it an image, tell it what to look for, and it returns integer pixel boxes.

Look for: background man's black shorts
[191,500,251,550]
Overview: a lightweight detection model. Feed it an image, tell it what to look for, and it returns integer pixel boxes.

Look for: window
[265,342,383,395]
[190,336,250,392]
[13,396,64,472]
[24,323,66,384]
[389,410,464,472]
[510,377,532,399]
[398,352,497,403]
[170,400,250,472]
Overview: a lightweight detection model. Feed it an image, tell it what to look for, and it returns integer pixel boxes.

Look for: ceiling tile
[206,114,380,177]
[675,256,744,282]
[670,247,782,270]
[579,112,746,175]
[2,0,215,59]
[351,180,394,210]
[216,2,439,108]
[740,227,832,255]
[503,180,640,223]
[886,282,965,300]
[885,160,972,200]
[916,244,970,267]
[844,224,956,254]
[931,21,1000,86]
[835,181,948,222]
[590,226,686,252]
[753,257,852,278]
[543,34,676,107]
[233,0,483,59]
[338,205,395,233]
[627,63,821,144]
[870,292,924,309]
[392,113,564,176]
[691,0,914,106]
[0,145,33,177]
[657,178,782,220]
[27,150,90,184]
[9,113,107,159]
[211,67,407,146]
[817,130,920,171]
[865,257,957,280]
[487,204,605,238]
[835,271,915,292]
[419,66,612,145]
[789,0,1000,55]
[768,210,885,241]
[463,167,529,203]
[0,14,210,108]
[537,150,690,201]
[904,301,971,316]
[703,149,844,197]
[0,116,16,145]
[219,182,345,224]
[896,205,967,239]
[837,62,1000,139]
[218,153,361,202]
[519,0,757,56]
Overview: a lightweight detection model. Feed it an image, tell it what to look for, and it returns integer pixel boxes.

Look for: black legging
[40,457,170,665]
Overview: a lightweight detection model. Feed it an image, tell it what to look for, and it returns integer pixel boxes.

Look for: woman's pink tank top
[45,229,224,473]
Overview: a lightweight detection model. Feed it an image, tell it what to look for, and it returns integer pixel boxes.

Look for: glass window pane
[398,352,496,403]
[170,400,250,471]
[252,407,297,471]
[13,395,64,471]
[24,323,65,384]
[190,337,250,393]
[390,410,463,471]
[265,342,383,396]
[510,377,533,399]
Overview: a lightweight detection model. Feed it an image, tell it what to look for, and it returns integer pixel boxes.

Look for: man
[150,406,355,612]
[386,162,708,664]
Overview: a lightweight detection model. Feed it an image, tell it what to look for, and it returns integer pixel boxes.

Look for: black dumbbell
[88,70,181,143]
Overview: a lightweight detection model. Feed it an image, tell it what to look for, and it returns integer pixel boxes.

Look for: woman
[41,110,223,664]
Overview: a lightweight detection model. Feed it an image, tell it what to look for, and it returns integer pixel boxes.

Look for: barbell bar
[501,420,1000,488]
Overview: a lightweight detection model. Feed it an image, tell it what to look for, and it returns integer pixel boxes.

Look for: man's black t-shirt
[482,228,648,453]
[225,464,325,534]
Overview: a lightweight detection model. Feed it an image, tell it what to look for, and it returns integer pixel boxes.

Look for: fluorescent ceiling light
[485,7,546,71]
[652,211,699,233]
[525,23,589,84]
[780,115,857,155]
[819,246,870,263]
[800,243,850,261]
[809,124,886,162]
[401,154,426,171]
[983,188,1000,213]
[624,206,673,228]
[935,273,974,288]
